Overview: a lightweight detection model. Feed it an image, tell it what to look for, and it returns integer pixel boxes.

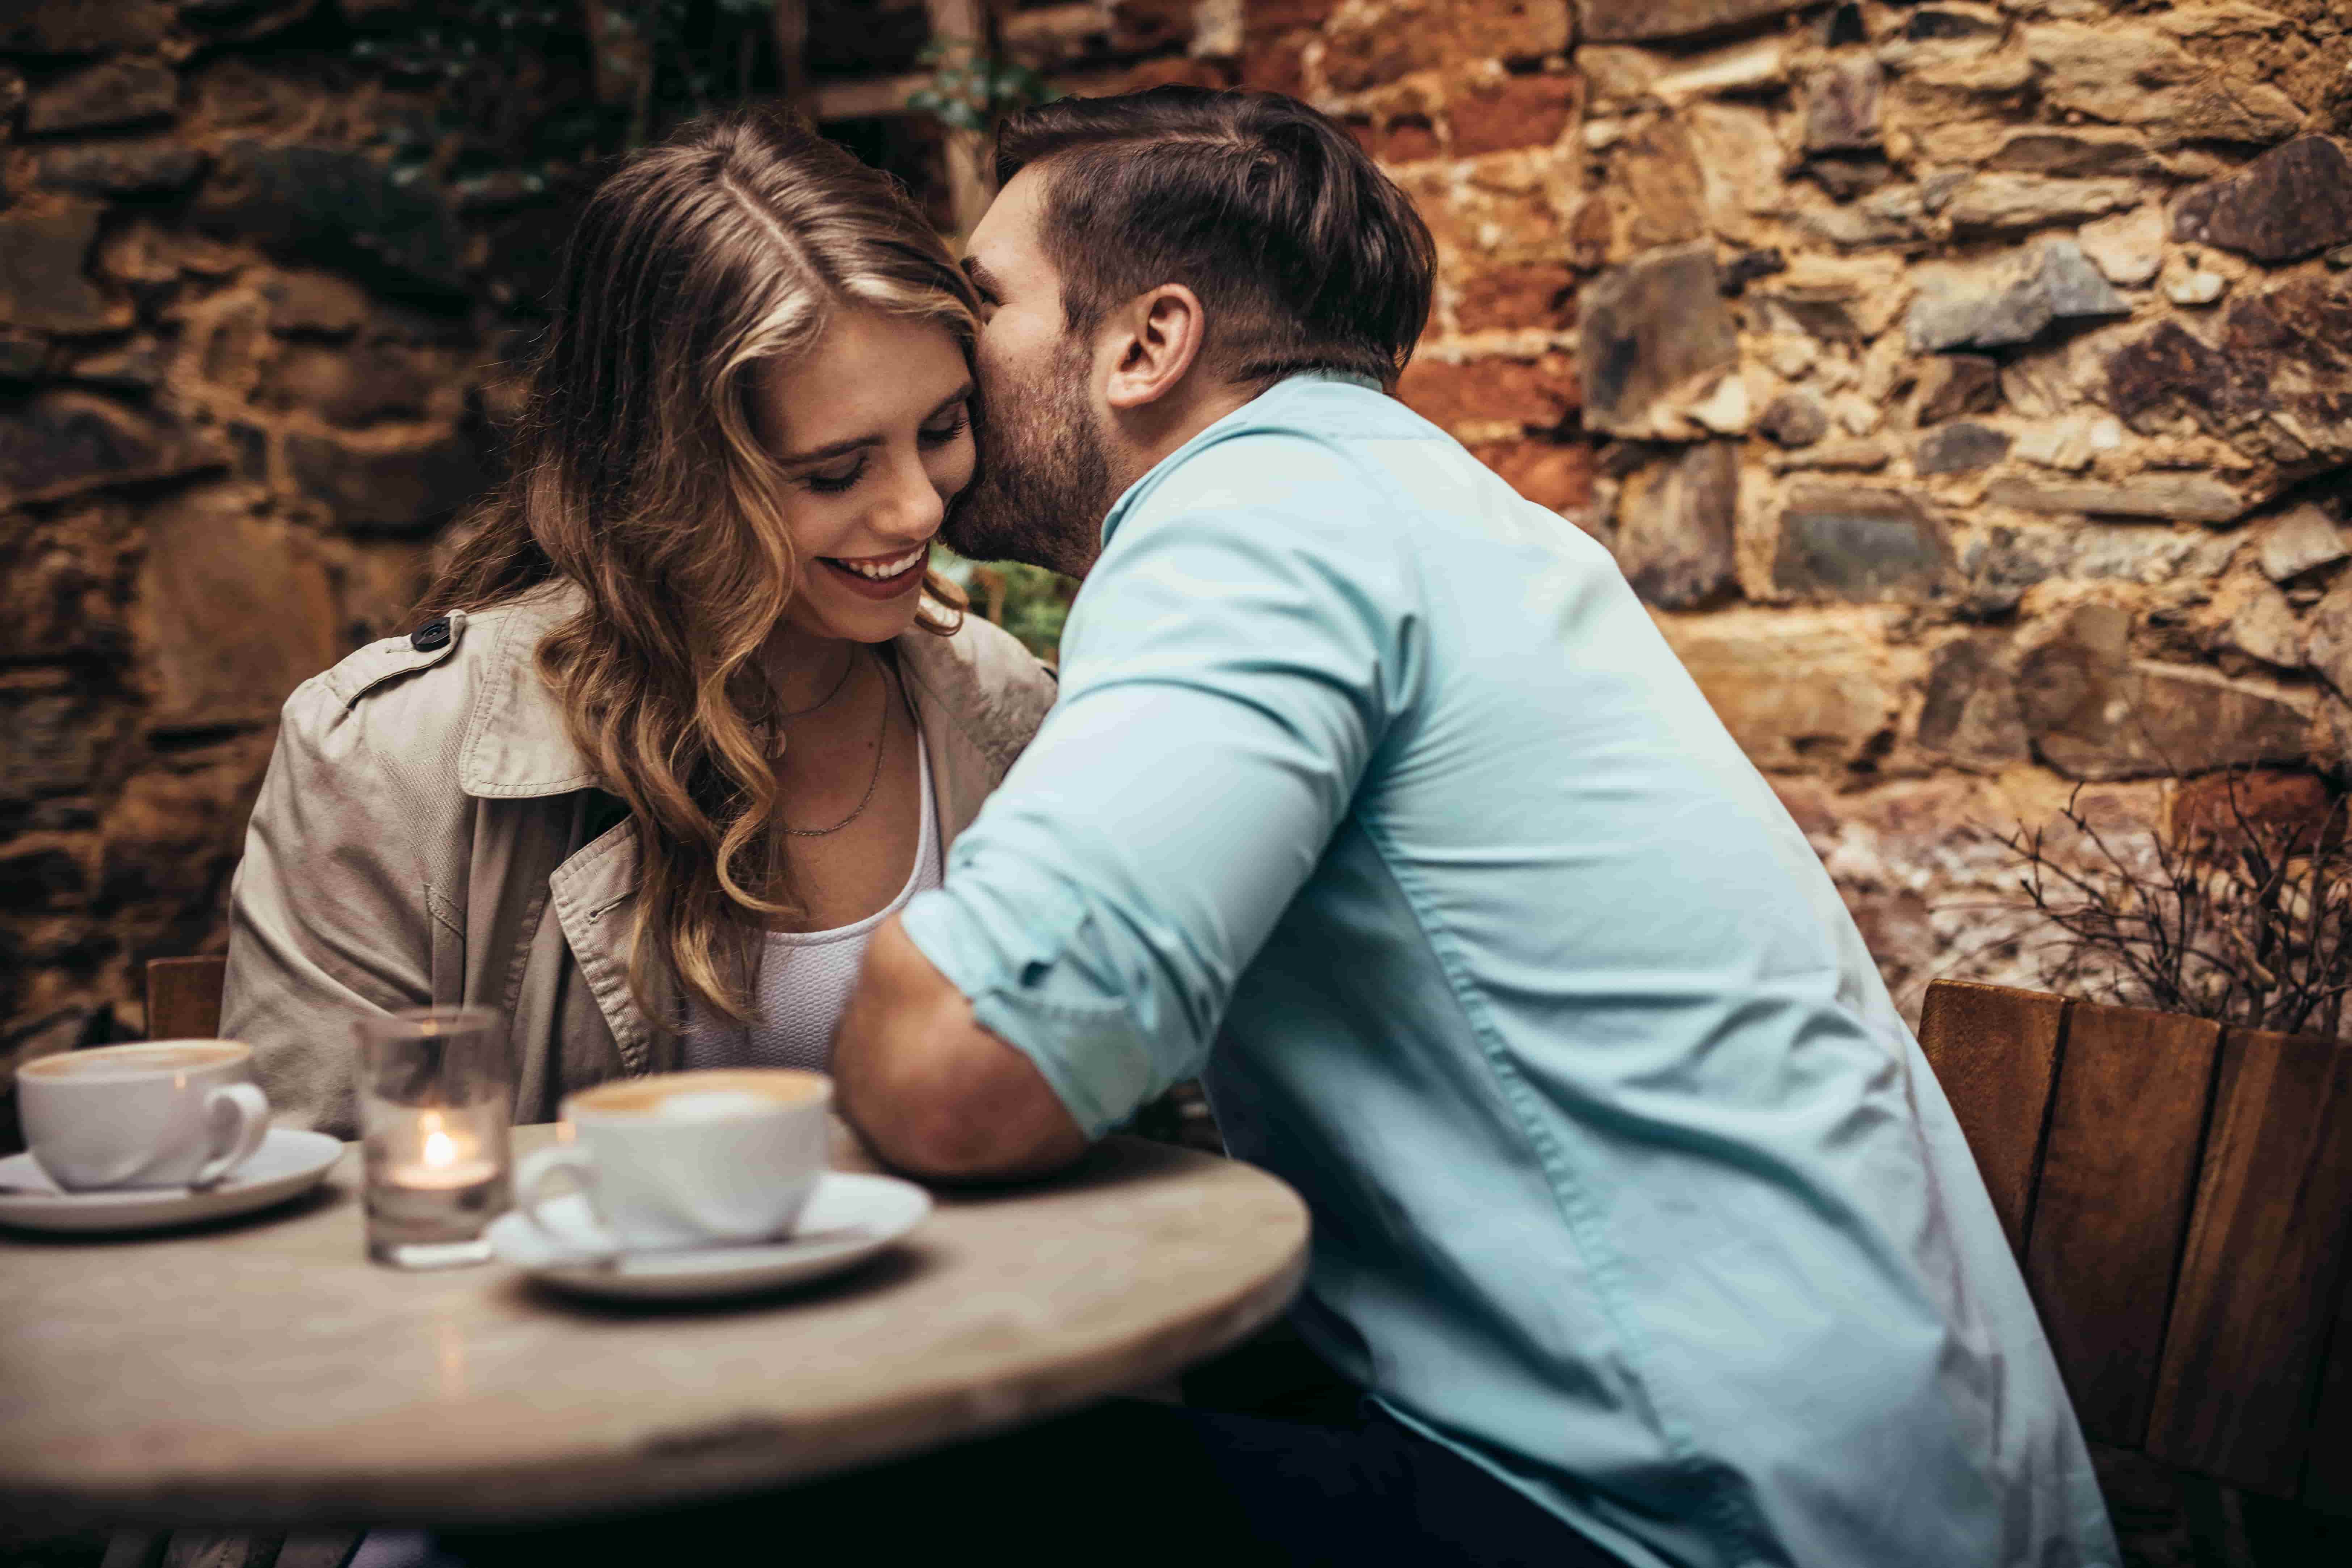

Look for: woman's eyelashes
[919,405,970,448]
[798,407,969,496]
[806,457,866,495]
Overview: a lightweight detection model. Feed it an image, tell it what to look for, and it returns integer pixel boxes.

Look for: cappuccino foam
[574,1068,827,1119]
[23,1041,246,1079]
[654,1089,781,1122]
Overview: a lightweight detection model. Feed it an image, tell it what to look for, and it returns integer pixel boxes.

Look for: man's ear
[1102,283,1208,412]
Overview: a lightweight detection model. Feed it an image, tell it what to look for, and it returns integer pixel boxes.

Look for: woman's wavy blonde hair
[421,106,977,1027]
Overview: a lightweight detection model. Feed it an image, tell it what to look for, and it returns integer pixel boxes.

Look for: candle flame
[422,1111,456,1170]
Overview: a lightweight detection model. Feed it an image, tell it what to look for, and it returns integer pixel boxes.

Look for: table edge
[2,1139,1310,1531]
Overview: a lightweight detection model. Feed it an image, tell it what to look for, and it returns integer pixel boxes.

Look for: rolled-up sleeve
[902,450,1414,1135]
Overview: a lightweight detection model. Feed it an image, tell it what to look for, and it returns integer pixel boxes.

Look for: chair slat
[146,955,226,1042]
[156,1533,273,1568]
[272,1531,365,1568]
[2298,1221,2352,1515]
[2146,1027,2352,1496]
[2023,1000,2221,1448]
[1918,979,2070,1254]
[99,1533,163,1568]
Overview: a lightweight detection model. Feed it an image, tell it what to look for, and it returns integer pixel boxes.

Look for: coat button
[410,616,452,652]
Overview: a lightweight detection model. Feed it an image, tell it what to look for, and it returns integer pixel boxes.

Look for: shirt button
[410,616,452,652]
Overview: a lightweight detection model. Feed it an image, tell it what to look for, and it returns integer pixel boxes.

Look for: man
[827,86,2118,1568]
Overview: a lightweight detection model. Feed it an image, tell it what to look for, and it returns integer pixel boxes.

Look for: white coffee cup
[514,1068,831,1253]
[16,1040,272,1192]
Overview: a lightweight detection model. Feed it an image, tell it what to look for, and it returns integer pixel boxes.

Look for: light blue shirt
[903,374,2116,1568]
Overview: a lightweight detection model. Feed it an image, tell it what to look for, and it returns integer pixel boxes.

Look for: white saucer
[0,1128,344,1235]
[488,1171,931,1303]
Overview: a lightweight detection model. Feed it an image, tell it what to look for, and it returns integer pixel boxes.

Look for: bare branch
[1976,766,2352,1035]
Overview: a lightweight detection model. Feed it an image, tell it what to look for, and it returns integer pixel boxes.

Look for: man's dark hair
[995,87,1437,390]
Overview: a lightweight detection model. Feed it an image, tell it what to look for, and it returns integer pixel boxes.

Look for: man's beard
[946,337,1113,580]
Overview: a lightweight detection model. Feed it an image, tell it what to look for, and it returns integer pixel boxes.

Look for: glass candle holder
[356,1008,513,1269]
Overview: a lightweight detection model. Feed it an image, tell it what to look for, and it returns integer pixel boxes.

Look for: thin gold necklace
[778,659,894,839]
[777,645,859,720]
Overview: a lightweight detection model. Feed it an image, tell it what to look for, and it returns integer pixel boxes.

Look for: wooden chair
[98,1531,361,1568]
[1918,979,2352,1529]
[145,955,226,1043]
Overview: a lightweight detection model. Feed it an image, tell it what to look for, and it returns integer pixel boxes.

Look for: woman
[221,108,1057,1138]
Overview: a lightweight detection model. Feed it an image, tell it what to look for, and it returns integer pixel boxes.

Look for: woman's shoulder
[276,588,578,790]
[898,610,1059,767]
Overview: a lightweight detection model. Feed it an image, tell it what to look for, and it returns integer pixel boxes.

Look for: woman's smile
[820,539,932,597]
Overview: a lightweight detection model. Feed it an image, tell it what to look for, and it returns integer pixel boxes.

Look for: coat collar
[455,586,599,800]
[454,580,1026,810]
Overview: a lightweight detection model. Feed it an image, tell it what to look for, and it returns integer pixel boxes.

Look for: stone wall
[1260,0,2351,1014]
[3,0,2349,1109]
[0,2,530,1094]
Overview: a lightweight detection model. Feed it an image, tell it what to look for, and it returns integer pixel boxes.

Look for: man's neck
[1109,377,1259,499]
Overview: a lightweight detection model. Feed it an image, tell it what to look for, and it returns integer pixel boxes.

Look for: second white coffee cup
[514,1068,830,1253]
[17,1039,272,1192]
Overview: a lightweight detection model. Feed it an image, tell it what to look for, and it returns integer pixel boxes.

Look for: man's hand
[832,917,1091,1183]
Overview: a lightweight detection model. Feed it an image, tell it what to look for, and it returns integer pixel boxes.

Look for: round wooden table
[0,1123,1308,1530]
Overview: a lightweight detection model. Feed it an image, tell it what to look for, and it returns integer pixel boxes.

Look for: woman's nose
[878,451,946,538]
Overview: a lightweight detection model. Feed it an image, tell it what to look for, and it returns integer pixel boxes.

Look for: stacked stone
[1000,0,1247,88]
[0,2,525,1085]
[1248,0,2351,1013]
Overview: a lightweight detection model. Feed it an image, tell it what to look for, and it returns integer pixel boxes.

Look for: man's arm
[832,917,1089,1181]
[833,440,1411,1182]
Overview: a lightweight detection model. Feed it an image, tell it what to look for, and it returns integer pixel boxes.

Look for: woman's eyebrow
[776,384,974,467]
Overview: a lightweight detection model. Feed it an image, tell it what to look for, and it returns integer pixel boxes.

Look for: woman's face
[751,309,975,644]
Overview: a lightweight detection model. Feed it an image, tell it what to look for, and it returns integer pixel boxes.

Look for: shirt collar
[1097,370,1385,551]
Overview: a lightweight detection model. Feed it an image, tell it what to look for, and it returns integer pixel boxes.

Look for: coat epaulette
[319,610,468,709]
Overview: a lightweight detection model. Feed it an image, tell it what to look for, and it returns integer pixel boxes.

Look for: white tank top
[679,720,942,1072]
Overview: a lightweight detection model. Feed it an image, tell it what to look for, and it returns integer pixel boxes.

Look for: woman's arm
[221,674,444,1139]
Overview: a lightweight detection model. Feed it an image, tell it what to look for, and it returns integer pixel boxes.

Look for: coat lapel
[897,622,1033,847]
[546,818,662,1074]
[452,586,665,1069]
[908,662,1003,849]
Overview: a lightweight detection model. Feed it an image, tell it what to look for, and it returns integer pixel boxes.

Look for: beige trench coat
[221,585,1058,1139]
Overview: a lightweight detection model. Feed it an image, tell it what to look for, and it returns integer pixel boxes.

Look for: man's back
[904,373,2116,1568]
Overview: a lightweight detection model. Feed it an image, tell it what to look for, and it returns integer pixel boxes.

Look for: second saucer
[488,1170,931,1302]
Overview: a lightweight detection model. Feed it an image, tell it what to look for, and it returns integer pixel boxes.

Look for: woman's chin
[789,590,927,646]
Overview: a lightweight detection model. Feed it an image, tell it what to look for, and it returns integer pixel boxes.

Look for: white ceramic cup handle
[192,1083,270,1188]
[514,1145,605,1251]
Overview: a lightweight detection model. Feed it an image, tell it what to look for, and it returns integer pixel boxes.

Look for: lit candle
[355,1008,513,1269]
[390,1110,498,1191]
